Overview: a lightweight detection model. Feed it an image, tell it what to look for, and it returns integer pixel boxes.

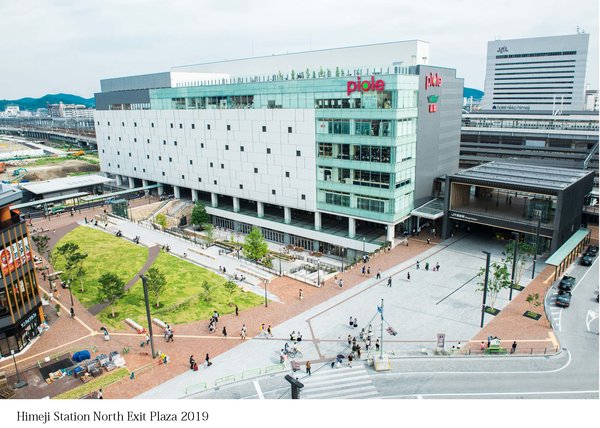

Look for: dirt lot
[14,159,100,181]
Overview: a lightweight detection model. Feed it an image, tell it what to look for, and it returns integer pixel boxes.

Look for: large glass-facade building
[95,41,463,255]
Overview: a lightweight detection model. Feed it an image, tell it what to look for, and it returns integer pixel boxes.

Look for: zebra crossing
[299,365,379,399]
[548,291,563,331]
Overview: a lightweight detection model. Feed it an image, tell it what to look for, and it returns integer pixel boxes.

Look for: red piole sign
[347,76,385,95]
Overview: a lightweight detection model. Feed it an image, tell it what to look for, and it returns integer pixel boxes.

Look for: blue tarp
[72,350,91,362]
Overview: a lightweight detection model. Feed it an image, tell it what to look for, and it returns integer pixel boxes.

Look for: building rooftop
[20,175,113,196]
[0,183,23,207]
[452,161,592,191]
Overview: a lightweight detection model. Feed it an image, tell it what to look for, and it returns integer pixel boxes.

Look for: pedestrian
[416,261,420,270]
[349,316,354,328]
[360,328,365,341]
[375,338,380,351]
[218,265,222,273]
[435,262,440,271]
[361,266,366,276]
[407,272,410,281]
[356,346,361,359]
[425,262,429,271]
[235,305,239,316]
[97,388,103,399]
[376,269,381,279]
[366,339,371,351]
[480,341,485,353]
[511,341,517,354]
[297,331,302,342]
[348,353,353,367]
[339,279,343,288]
[353,317,357,328]
[347,334,352,346]
[427,238,430,245]
[306,360,311,375]
[367,266,371,275]
[205,353,212,367]
[352,336,357,347]
[267,325,273,337]
[167,330,174,342]
[299,289,304,301]
[189,355,195,370]
[290,331,296,341]
[260,323,265,336]
[70,307,75,318]
[164,327,170,340]
[368,324,373,337]
[222,326,227,337]
[145,334,150,345]
[241,324,247,340]
[388,277,392,287]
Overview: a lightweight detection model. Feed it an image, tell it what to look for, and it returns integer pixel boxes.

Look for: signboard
[0,238,32,276]
[449,211,479,222]
[425,72,442,90]
[436,333,445,349]
[347,76,385,95]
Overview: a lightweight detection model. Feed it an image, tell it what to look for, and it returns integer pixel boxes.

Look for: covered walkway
[544,228,591,280]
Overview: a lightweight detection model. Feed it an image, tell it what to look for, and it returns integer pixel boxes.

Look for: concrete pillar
[142,179,149,194]
[192,189,198,203]
[257,201,264,218]
[211,192,218,207]
[116,175,122,186]
[313,240,320,251]
[314,212,321,231]
[173,186,180,199]
[386,224,395,244]
[128,177,135,189]
[233,197,240,213]
[158,184,164,196]
[284,207,291,224]
[348,217,356,238]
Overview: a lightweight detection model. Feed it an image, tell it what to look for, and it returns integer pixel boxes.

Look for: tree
[31,234,50,260]
[200,280,215,303]
[98,273,126,317]
[223,280,238,301]
[202,223,215,245]
[65,251,87,290]
[526,293,542,312]
[55,242,87,286]
[75,264,87,293]
[243,227,268,262]
[145,267,167,308]
[191,202,209,228]
[477,260,511,309]
[154,213,167,229]
[504,240,536,288]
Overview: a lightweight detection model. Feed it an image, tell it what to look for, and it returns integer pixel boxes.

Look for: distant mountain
[464,87,484,100]
[0,93,95,111]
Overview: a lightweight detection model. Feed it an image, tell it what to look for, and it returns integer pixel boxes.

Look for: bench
[152,318,167,329]
[485,347,507,355]
[125,318,146,334]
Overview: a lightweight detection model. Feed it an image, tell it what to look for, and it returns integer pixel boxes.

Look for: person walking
[189,355,195,370]
[339,279,343,288]
[348,353,353,367]
[426,238,430,245]
[356,346,362,359]
[367,266,371,275]
[407,272,410,281]
[306,360,311,376]
[511,341,517,354]
[347,334,352,346]
[241,324,247,340]
[267,325,273,337]
[205,353,212,367]
[376,269,381,279]
[375,338,380,352]
[416,261,420,270]
[299,289,304,301]
[235,305,239,316]
[353,317,357,328]
[349,316,354,328]
[480,341,486,353]
[387,277,392,287]
[145,334,150,345]
[97,388,103,399]
[435,262,440,272]
[167,330,174,342]
[260,323,265,336]
[222,326,227,337]
[361,266,366,276]
[425,262,430,271]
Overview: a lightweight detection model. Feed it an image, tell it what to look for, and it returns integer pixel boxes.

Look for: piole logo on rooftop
[347,76,385,95]
[425,72,442,90]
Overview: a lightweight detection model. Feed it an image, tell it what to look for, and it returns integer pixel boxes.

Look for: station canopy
[82,184,160,201]
[11,192,89,209]
[411,198,445,220]
[20,175,113,196]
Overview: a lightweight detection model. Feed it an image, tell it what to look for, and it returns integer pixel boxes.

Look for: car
[586,245,598,257]
[556,290,572,307]
[580,255,593,266]
[558,275,576,291]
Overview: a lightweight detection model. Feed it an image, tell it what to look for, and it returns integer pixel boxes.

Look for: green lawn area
[97,252,263,329]
[52,227,148,307]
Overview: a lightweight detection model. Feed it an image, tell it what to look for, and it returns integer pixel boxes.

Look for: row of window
[323,191,387,213]
[319,167,412,190]
[100,120,293,134]
[105,144,302,157]
[495,70,575,76]
[495,59,575,66]
[318,143,393,163]
[494,65,575,71]
[494,76,574,81]
[495,50,577,59]
[494,81,573,85]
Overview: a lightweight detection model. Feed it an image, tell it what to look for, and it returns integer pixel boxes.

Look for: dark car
[581,255,593,266]
[556,290,572,307]
[559,275,576,291]
[586,245,598,257]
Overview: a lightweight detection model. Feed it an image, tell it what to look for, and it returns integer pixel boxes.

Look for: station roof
[20,175,113,195]
[11,192,89,209]
[450,161,592,191]
[411,198,445,220]
[0,183,23,207]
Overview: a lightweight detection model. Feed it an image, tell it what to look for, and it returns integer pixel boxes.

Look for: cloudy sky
[0,0,597,99]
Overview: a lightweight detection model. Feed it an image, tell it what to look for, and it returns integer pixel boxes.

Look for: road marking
[586,310,598,332]
[253,380,264,399]
[383,390,599,399]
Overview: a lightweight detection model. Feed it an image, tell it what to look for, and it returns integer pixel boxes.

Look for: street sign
[436,333,445,349]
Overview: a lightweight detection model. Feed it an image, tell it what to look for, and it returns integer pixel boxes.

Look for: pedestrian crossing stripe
[299,366,378,399]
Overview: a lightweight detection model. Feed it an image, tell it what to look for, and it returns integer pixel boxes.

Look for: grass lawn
[98,252,264,329]
[52,227,148,307]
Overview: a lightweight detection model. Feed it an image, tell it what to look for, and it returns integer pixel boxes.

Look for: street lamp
[531,216,541,279]
[263,279,268,308]
[11,350,28,389]
[480,251,491,328]
[317,261,320,287]
[341,248,345,273]
[509,232,519,301]
[362,237,366,256]
[139,275,156,359]
[67,280,74,317]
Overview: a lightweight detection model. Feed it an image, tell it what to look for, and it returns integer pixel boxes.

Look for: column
[116,175,122,186]
[348,217,356,238]
[314,212,321,231]
[191,189,198,203]
[233,197,240,213]
[211,192,218,207]
[142,179,149,195]
[158,184,164,196]
[257,201,264,218]
[128,177,135,189]
[173,186,180,199]
[386,224,395,244]
[284,207,291,224]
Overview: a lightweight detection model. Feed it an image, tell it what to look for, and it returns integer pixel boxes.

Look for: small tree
[243,227,268,262]
[202,223,215,245]
[504,240,536,288]
[31,234,50,261]
[65,251,87,289]
[223,280,238,301]
[75,264,87,293]
[191,202,209,228]
[145,267,167,308]
[98,273,126,318]
[154,213,167,229]
[200,280,215,303]
[477,260,511,309]
[526,293,542,312]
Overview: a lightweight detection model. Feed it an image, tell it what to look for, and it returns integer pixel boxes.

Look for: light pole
[11,350,28,389]
[509,232,519,301]
[480,251,491,328]
[67,280,74,316]
[317,261,320,286]
[362,237,366,257]
[341,248,345,273]
[378,299,384,359]
[140,275,156,359]
[264,279,268,308]
[531,216,541,279]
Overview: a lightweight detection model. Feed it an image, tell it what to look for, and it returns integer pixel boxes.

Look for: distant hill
[0,93,95,111]
[464,87,484,100]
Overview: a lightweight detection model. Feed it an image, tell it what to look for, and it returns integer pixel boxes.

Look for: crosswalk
[548,291,563,331]
[299,365,379,399]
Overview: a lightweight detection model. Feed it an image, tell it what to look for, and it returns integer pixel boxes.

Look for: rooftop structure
[19,175,112,198]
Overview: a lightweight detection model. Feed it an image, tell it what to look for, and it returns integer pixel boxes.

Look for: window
[102,149,105,153]
[108,163,111,167]
[239,184,243,189]
[179,123,183,129]
[198,177,202,182]
[285,172,290,178]
[267,148,271,154]
[296,150,301,157]
[107,136,110,140]
[262,125,267,132]
[207,124,211,130]
[162,171,165,176]
[189,160,193,165]
[174,141,177,146]
[122,122,125,126]
[146,155,150,159]
[117,164,120,168]
[191,124,195,129]
[143,168,146,173]
[108,121,111,126]
[210,162,213,167]
[254,168,258,173]
[97,121,100,125]
[325,192,350,207]
[163,140,166,145]
[169,157,172,162]
[221,164,224,169]
[128,152,131,157]
[117,151,120,155]
[357,197,385,213]
[134,167,137,171]
[201,143,204,148]
[240,146,244,151]
[227,124,231,131]
[301,194,306,200]
[158,156,162,160]
[225,145,229,150]
[214,180,217,185]
[170,123,174,128]
[118,137,121,141]
[134,138,137,142]
[272,189,276,195]
[181,174,185,179]
[151,122,154,128]
[147,139,150,143]
[288,126,293,133]
[134,122,137,127]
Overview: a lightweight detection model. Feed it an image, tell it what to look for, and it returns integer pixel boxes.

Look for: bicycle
[284,347,302,359]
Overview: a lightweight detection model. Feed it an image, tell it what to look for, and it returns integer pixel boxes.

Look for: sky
[0,0,597,99]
